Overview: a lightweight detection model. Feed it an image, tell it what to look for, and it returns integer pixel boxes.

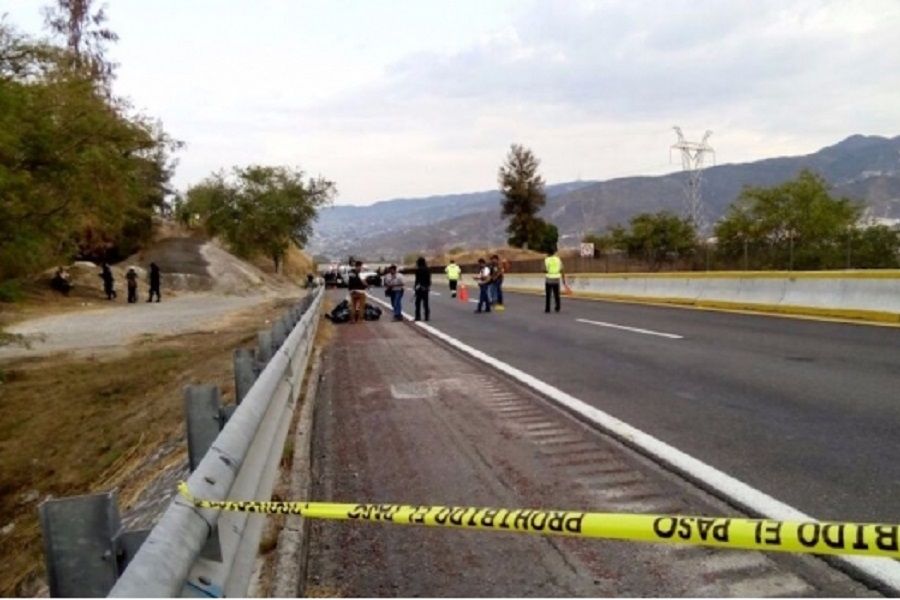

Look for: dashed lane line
[576,318,684,339]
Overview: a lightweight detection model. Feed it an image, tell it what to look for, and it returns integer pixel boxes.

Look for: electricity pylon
[671,127,715,232]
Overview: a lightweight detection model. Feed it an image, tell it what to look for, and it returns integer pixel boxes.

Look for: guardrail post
[233,348,257,404]
[256,331,273,365]
[271,319,288,350]
[38,492,147,597]
[184,385,227,472]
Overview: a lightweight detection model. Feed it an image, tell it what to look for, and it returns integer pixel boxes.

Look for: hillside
[309,181,596,260]
[309,134,900,259]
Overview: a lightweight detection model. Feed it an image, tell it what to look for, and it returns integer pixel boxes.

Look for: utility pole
[671,127,715,233]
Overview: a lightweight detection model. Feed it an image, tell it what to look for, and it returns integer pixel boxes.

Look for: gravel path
[0,292,280,359]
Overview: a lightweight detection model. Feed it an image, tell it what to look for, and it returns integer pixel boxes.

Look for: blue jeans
[492,280,503,305]
[477,284,491,312]
[390,289,404,318]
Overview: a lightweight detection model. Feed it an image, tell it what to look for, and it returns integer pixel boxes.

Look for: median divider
[176,482,900,560]
[490,271,900,323]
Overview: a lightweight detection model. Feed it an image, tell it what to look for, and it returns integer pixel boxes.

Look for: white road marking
[576,318,683,339]
[365,294,900,593]
[430,291,441,296]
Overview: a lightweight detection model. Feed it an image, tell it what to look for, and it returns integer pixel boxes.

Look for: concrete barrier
[453,271,900,323]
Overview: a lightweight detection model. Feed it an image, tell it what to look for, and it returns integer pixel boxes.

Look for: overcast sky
[3,0,900,205]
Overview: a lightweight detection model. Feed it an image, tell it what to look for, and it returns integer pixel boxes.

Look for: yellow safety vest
[545,255,563,280]
[445,264,461,280]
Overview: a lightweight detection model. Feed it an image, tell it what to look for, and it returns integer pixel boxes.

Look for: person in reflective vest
[445,260,461,298]
[544,249,565,313]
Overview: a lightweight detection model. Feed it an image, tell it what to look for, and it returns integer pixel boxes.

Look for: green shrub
[0,280,23,303]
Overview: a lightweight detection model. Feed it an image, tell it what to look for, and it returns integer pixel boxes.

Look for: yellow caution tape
[177,482,900,558]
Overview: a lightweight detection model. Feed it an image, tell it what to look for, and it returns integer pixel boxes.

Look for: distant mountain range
[308,134,900,261]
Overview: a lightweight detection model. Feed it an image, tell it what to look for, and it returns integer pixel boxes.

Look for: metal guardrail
[103,287,324,597]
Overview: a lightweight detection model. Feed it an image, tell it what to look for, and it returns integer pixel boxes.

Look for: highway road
[398,284,900,524]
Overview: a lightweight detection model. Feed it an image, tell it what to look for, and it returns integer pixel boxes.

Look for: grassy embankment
[0,297,297,596]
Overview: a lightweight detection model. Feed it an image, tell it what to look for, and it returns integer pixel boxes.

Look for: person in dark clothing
[413,256,431,322]
[51,267,72,296]
[126,267,138,303]
[347,261,368,323]
[147,262,161,302]
[489,254,505,311]
[99,263,117,300]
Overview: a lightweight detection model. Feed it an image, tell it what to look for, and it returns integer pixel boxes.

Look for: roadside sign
[580,243,595,258]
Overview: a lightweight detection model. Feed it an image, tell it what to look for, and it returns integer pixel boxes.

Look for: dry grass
[250,243,316,283]
[0,281,111,332]
[0,297,297,596]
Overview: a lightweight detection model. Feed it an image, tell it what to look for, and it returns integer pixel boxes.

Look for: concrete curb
[270,348,322,598]
[504,286,900,325]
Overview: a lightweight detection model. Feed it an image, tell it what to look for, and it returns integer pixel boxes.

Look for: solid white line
[576,318,683,339]
[366,295,900,593]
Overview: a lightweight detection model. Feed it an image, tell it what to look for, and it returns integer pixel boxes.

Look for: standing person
[125,267,138,304]
[383,264,405,321]
[444,259,461,298]
[99,263,116,300]
[347,261,369,323]
[490,254,505,311]
[544,248,565,313]
[474,258,492,313]
[414,256,431,322]
[147,262,161,302]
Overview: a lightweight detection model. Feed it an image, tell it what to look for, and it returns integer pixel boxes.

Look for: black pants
[415,288,430,321]
[545,282,560,312]
[104,284,116,300]
[449,280,458,296]
[148,285,161,302]
[127,284,137,303]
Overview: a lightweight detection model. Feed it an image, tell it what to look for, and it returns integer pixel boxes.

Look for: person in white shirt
[474,258,492,313]
[383,264,405,321]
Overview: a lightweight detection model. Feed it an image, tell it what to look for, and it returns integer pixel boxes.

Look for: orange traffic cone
[458,284,469,302]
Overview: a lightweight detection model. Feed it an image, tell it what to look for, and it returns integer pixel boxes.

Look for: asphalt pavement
[307,308,870,596]
[400,283,900,523]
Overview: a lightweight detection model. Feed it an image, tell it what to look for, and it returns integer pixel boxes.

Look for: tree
[849,225,900,268]
[607,212,697,270]
[582,233,616,257]
[184,166,336,272]
[714,170,861,269]
[499,144,547,248]
[43,0,118,86]
[0,22,177,283]
[533,221,559,254]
